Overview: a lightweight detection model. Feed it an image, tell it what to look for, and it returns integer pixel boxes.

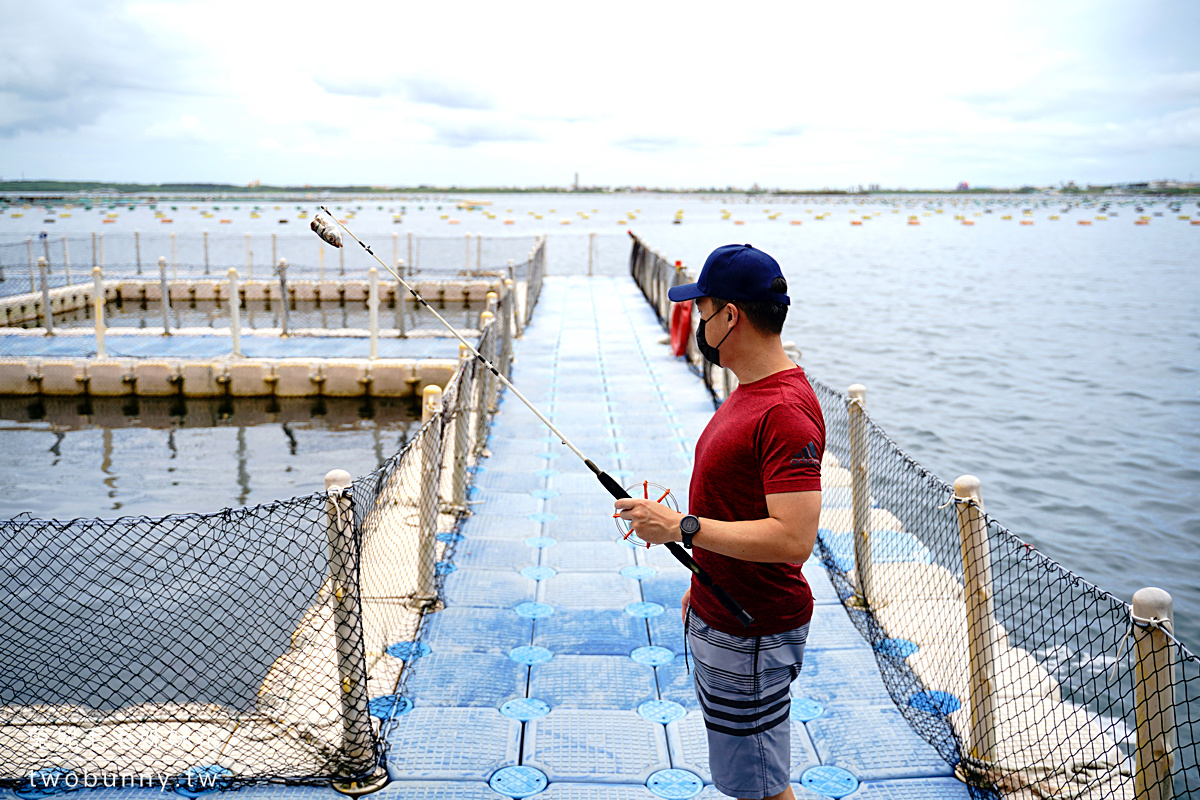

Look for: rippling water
[2,192,1197,646]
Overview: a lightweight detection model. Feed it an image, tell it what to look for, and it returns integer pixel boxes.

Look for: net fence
[0,280,520,787]
[628,233,1199,798]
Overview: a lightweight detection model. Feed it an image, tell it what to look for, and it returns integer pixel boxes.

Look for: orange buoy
[850,220,863,226]
[1078,220,1092,226]
[1020,220,1034,226]
[907,220,920,225]
[160,218,173,223]
[789,220,802,225]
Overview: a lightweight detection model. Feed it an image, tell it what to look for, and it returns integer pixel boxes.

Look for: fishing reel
[613,480,679,548]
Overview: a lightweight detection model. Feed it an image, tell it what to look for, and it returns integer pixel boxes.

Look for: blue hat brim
[667,283,705,303]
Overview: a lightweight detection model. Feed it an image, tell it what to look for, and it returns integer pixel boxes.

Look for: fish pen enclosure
[0,255,539,785]
[630,232,1199,799]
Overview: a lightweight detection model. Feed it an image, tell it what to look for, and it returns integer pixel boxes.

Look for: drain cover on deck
[369,694,413,719]
[626,601,666,618]
[489,766,548,798]
[515,602,555,619]
[637,699,687,724]
[386,641,431,660]
[790,697,824,722]
[800,766,859,798]
[509,645,554,665]
[521,566,557,581]
[646,769,703,799]
[500,698,551,721]
[631,646,675,666]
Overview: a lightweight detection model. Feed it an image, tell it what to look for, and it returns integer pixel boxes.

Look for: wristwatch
[680,514,700,549]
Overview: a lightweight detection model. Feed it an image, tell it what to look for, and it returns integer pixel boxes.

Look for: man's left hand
[613,498,683,545]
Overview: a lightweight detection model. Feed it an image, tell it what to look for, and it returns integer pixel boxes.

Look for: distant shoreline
[1,180,1196,199]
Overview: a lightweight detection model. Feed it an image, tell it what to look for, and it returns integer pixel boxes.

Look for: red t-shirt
[687,365,825,637]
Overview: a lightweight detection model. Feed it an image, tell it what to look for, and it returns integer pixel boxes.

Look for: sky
[1,0,1197,190]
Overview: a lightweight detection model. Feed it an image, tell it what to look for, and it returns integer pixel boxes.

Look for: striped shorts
[686,607,810,799]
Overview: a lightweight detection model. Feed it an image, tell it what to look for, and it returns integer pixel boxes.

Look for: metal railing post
[501,279,515,378]
[276,258,289,336]
[229,267,242,357]
[368,266,379,359]
[406,232,413,274]
[203,229,210,275]
[27,237,35,292]
[93,267,106,358]
[588,231,595,276]
[472,315,493,453]
[450,345,471,510]
[322,469,376,775]
[393,260,406,338]
[418,387,443,606]
[464,233,472,271]
[157,257,172,334]
[392,232,398,267]
[135,230,142,275]
[62,234,71,284]
[37,257,53,333]
[848,384,874,605]
[1133,587,1176,800]
[954,474,998,766]
[271,232,277,270]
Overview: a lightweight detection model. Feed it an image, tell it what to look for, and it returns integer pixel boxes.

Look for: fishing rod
[310,209,753,627]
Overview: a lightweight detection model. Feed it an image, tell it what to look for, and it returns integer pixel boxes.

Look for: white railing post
[473,313,493,453]
[135,230,142,275]
[339,242,345,277]
[1133,587,1176,800]
[588,231,595,276]
[406,231,413,274]
[848,384,874,605]
[245,232,253,279]
[93,266,106,358]
[955,474,998,766]
[392,231,398,268]
[464,233,472,271]
[203,229,210,275]
[61,234,71,284]
[37,257,53,333]
[27,237,35,293]
[271,232,277,271]
[229,267,242,357]
[393,260,406,338]
[450,345,471,510]
[368,266,379,359]
[276,258,290,336]
[322,469,376,776]
[418,387,443,605]
[158,256,172,334]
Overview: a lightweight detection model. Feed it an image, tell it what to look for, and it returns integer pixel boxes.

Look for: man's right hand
[681,588,690,625]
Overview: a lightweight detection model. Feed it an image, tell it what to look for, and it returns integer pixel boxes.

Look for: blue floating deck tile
[793,647,893,707]
[373,783,497,799]
[450,538,539,571]
[535,785,659,800]
[806,603,872,651]
[544,540,637,572]
[539,512,619,541]
[654,659,699,711]
[529,655,658,710]
[646,613,685,655]
[442,568,536,608]
[666,710,820,784]
[542,572,642,609]
[844,778,976,799]
[404,653,528,707]
[474,469,548,493]
[820,530,933,574]
[384,707,521,781]
[808,566,843,605]
[456,513,539,539]
[466,490,542,516]
[523,709,670,785]
[533,609,649,655]
[421,607,533,655]
[640,571,692,608]
[806,705,956,781]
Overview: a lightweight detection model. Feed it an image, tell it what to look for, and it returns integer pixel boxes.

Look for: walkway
[379,275,969,799]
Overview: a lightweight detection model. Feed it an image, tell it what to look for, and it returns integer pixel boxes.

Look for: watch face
[681,515,700,534]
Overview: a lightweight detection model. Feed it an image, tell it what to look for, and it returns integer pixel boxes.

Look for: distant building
[956,181,970,191]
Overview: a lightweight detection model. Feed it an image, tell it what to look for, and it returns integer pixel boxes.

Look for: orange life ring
[670,300,692,357]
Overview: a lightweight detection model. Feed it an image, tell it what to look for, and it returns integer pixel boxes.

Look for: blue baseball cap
[667,244,789,306]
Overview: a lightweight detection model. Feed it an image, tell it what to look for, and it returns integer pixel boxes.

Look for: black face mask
[696,305,733,367]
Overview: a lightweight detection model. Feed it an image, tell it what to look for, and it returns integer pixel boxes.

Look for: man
[614,243,824,800]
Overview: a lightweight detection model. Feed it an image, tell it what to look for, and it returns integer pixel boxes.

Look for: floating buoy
[907,219,920,226]
[1049,215,1060,220]
[851,220,863,226]
[160,218,173,223]
[220,219,232,224]
[1135,220,1149,225]
[504,219,515,225]
[790,220,802,225]
[560,219,571,225]
[1078,220,1092,226]
[1020,220,1033,226]
[448,219,460,225]
[733,220,745,225]
[961,220,974,226]
[102,218,116,223]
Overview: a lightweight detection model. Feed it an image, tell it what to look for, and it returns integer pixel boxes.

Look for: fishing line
[311,209,754,627]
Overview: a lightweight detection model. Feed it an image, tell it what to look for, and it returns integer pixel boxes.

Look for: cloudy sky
[1,0,1197,189]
